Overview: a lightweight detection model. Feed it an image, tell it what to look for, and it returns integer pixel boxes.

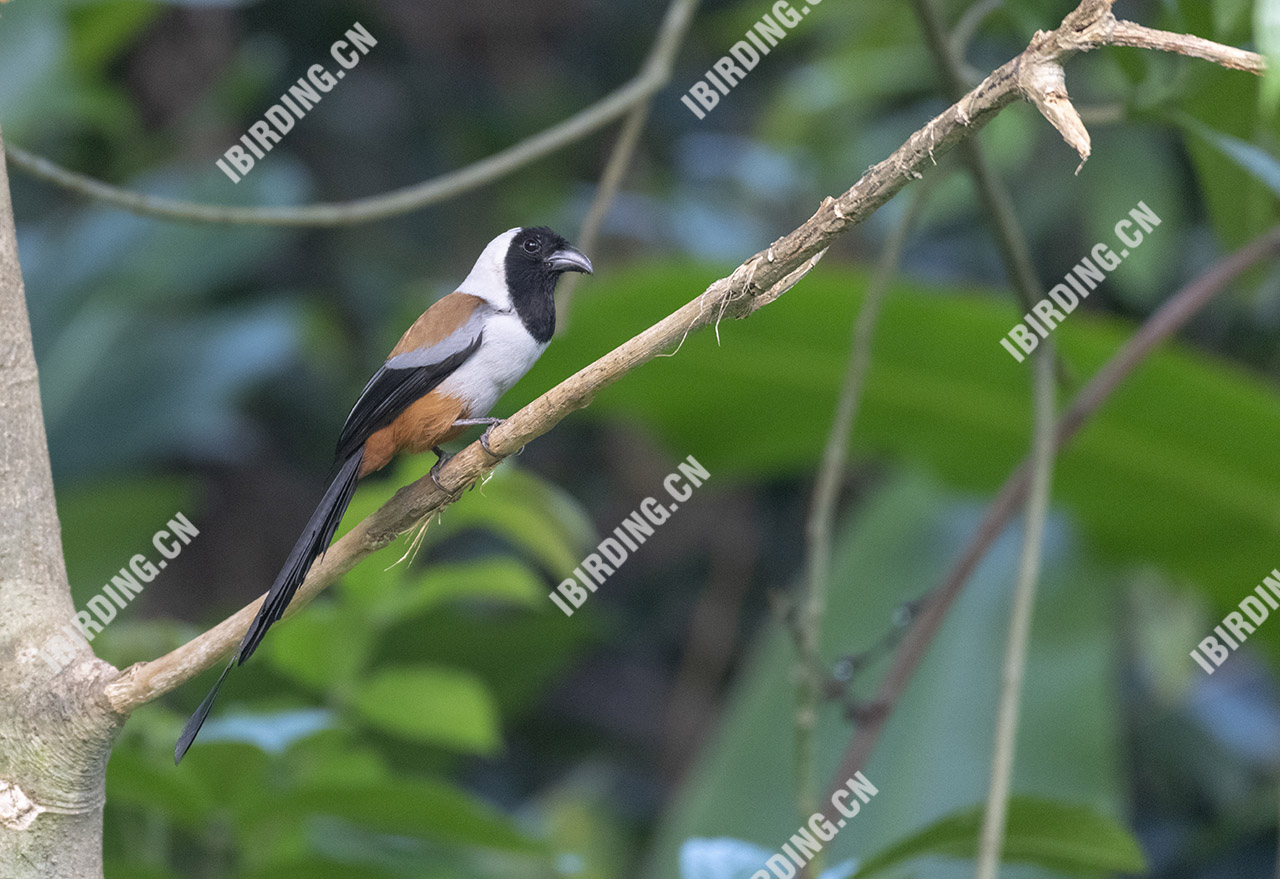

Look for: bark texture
[0,125,121,879]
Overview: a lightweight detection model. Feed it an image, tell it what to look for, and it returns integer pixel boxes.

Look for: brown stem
[102,0,1268,719]
[818,224,1280,820]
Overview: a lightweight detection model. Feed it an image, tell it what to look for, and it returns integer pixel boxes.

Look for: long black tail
[175,449,364,764]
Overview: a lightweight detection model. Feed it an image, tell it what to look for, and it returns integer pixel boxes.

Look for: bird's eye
[522,238,540,254]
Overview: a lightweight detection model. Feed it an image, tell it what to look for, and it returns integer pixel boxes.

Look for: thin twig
[794,182,934,829]
[817,223,1280,823]
[553,0,705,320]
[557,99,653,325]
[4,0,699,227]
[1109,20,1264,72]
[912,0,1043,316]
[100,0,1267,716]
[974,338,1056,879]
[950,0,1005,67]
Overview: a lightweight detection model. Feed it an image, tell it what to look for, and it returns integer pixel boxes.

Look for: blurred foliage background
[3,0,1280,876]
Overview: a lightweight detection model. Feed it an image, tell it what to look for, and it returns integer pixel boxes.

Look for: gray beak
[547,246,593,275]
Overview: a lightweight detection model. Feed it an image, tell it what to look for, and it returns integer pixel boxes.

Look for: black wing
[334,333,483,462]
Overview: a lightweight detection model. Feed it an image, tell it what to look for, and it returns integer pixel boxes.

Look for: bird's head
[457,227,592,344]
[507,226,593,281]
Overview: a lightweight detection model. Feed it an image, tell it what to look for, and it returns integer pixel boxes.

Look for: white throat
[456,227,520,311]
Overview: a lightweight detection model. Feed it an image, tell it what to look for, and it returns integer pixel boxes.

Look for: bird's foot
[448,417,505,457]
[478,421,505,457]
[429,446,454,491]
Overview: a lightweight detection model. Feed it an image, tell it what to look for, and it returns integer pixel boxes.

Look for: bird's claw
[479,424,502,457]
[430,448,454,492]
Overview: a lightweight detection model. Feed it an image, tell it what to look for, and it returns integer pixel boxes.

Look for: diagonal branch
[103,0,1266,715]
[912,0,1045,313]
[818,222,1280,821]
[554,0,704,322]
[555,101,653,324]
[4,0,699,227]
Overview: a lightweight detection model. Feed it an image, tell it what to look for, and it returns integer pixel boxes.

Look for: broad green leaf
[174,741,275,823]
[68,0,163,73]
[1180,66,1280,248]
[1179,114,1280,197]
[384,609,599,715]
[641,476,1126,878]
[243,861,398,879]
[640,473,1131,879]
[851,797,1146,878]
[253,778,545,853]
[338,459,595,583]
[265,603,373,696]
[1214,0,1254,41]
[414,465,596,578]
[366,557,547,622]
[351,665,501,754]
[529,263,1280,659]
[283,736,393,790]
[106,747,215,834]
[101,862,175,879]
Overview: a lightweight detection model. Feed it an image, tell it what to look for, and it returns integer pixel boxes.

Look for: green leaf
[641,476,1127,878]
[1214,0,1254,41]
[419,465,596,578]
[253,778,546,853]
[68,0,163,73]
[529,262,1280,660]
[386,609,598,716]
[56,477,198,607]
[1178,61,1280,249]
[243,861,398,879]
[174,741,275,827]
[365,557,547,622]
[338,460,595,582]
[265,603,373,695]
[105,746,215,834]
[851,797,1146,878]
[1257,0,1280,116]
[351,665,501,754]
[1179,114,1280,197]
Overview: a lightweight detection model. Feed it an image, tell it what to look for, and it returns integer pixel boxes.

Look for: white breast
[434,311,547,417]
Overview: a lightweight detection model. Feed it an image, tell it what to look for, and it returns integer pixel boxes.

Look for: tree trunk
[0,125,121,878]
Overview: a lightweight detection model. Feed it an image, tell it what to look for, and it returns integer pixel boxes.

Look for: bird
[175,226,592,763]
